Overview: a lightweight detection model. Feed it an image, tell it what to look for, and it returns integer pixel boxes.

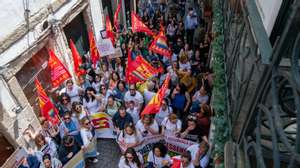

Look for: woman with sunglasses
[180,115,208,143]
[33,133,57,162]
[118,148,143,168]
[71,101,88,120]
[59,112,82,145]
[136,114,159,137]
[99,84,114,107]
[80,117,99,163]
[83,87,102,115]
[56,93,72,117]
[117,123,143,149]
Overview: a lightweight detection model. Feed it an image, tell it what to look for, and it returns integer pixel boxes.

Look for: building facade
[0,0,107,165]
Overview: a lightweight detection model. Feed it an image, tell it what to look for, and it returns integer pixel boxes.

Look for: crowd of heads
[21,0,214,167]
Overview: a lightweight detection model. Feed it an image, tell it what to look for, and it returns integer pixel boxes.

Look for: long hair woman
[118,148,143,168]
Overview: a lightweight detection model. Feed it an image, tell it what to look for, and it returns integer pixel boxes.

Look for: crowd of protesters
[19,0,213,168]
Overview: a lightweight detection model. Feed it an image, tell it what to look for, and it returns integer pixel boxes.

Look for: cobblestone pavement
[86,138,122,168]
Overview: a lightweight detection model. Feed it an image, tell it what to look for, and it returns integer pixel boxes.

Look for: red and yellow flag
[106,15,115,45]
[126,52,145,84]
[48,49,71,88]
[70,39,85,77]
[141,74,170,115]
[149,30,172,58]
[88,28,100,67]
[114,1,122,31]
[126,54,159,84]
[131,12,154,36]
[35,79,59,125]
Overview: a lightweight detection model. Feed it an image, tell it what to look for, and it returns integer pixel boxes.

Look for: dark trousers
[186,29,195,46]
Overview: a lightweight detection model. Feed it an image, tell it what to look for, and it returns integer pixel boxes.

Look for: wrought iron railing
[223,0,300,167]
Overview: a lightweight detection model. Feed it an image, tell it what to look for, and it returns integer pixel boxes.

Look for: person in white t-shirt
[59,79,83,103]
[83,87,102,115]
[80,117,98,163]
[155,98,173,125]
[136,114,159,137]
[161,113,182,137]
[186,141,210,168]
[118,123,143,149]
[124,84,144,111]
[118,148,143,168]
[126,101,140,124]
[147,143,172,168]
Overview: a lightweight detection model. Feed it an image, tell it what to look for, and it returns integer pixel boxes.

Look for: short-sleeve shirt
[60,85,82,103]
[117,131,142,144]
[124,91,144,105]
[147,151,172,168]
[161,117,182,136]
[135,120,159,137]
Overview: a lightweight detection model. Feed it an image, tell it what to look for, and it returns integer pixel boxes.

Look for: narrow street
[87,139,121,168]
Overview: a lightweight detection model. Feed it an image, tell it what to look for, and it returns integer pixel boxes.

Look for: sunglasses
[64,117,71,120]
[62,98,69,101]
[187,115,197,120]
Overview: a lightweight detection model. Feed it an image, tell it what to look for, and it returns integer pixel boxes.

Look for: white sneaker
[96,152,100,156]
[92,158,98,163]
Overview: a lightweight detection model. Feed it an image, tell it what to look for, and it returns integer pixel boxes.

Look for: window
[15,47,52,117]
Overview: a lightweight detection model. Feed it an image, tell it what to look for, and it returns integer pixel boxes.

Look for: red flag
[126,53,159,84]
[131,12,154,36]
[88,29,100,67]
[114,1,122,31]
[141,74,170,115]
[35,79,59,125]
[170,158,181,168]
[48,49,71,88]
[149,30,172,58]
[106,15,115,45]
[126,52,144,84]
[70,39,86,77]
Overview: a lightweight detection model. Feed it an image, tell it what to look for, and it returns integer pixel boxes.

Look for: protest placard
[97,39,115,56]
[109,47,122,59]
[63,150,85,168]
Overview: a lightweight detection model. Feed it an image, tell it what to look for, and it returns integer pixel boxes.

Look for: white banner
[117,135,196,156]
[90,112,116,139]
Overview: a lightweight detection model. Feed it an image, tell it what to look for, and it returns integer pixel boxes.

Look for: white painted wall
[89,0,105,41]
[0,77,17,118]
[255,0,283,36]
[0,0,51,40]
